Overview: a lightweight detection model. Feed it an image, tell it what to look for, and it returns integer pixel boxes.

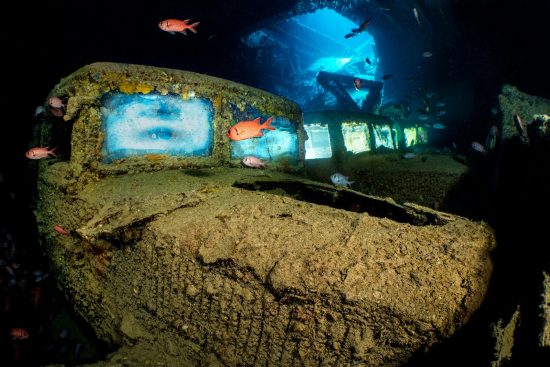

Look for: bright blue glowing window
[342,122,371,153]
[242,8,378,110]
[304,123,332,159]
[101,93,213,162]
[229,116,299,161]
[298,8,378,78]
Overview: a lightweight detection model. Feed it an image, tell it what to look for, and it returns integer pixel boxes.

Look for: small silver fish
[471,141,486,154]
[402,152,416,159]
[34,106,45,116]
[413,8,421,26]
[330,173,354,188]
[242,156,265,168]
[513,113,526,136]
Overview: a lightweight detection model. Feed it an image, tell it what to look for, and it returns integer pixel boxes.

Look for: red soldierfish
[354,78,361,91]
[54,225,69,235]
[227,117,275,141]
[10,328,29,340]
[158,19,200,35]
[51,107,64,117]
[25,147,56,159]
[242,156,265,168]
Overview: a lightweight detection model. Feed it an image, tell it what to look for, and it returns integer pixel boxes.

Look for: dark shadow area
[0,170,113,366]
[402,135,550,366]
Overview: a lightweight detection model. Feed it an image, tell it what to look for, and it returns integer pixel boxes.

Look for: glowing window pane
[101,93,213,162]
[373,125,394,150]
[342,122,371,153]
[242,8,379,110]
[304,123,332,159]
[404,127,417,147]
[392,126,400,150]
[229,117,300,162]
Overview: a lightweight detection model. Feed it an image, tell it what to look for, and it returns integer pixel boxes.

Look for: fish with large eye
[48,96,65,109]
[227,117,275,141]
[330,173,354,188]
[158,18,200,35]
[48,96,66,117]
[25,146,57,159]
[241,156,265,168]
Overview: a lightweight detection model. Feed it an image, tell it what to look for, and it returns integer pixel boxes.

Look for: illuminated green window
[404,127,417,147]
[342,122,371,153]
[304,123,332,159]
[373,125,395,150]
[417,127,428,145]
[404,126,429,147]
[393,126,400,149]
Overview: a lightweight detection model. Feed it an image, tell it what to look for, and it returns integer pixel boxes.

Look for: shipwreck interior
[1,0,550,366]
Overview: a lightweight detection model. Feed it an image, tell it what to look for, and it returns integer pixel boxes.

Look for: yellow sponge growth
[119,82,154,94]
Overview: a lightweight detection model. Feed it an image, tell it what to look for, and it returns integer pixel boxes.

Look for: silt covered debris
[35,164,495,366]
[33,62,496,366]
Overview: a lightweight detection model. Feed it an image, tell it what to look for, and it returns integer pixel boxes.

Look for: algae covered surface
[34,62,495,366]
[36,163,495,367]
[41,62,305,176]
